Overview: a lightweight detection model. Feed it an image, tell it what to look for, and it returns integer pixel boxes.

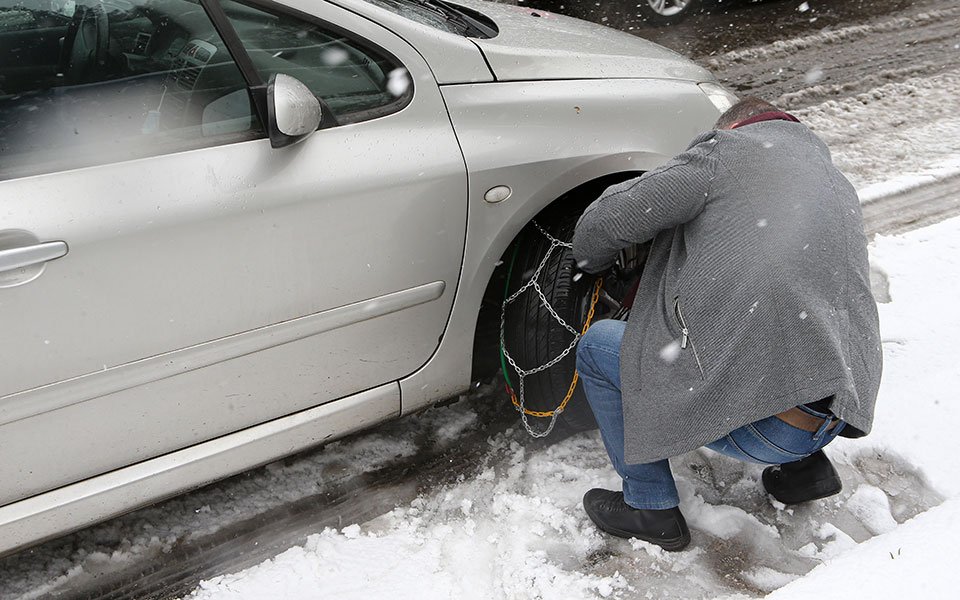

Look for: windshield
[363,0,497,39]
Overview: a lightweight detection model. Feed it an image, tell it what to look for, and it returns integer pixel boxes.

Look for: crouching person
[571,97,882,551]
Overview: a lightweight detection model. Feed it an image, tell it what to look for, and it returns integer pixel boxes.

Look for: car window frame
[0,0,416,182]
[201,0,414,128]
[0,0,269,182]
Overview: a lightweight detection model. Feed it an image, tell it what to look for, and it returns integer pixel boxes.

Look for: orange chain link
[509,277,603,417]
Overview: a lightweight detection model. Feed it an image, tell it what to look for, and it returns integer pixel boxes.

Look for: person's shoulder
[683,130,723,160]
[713,121,818,150]
[684,129,720,151]
[715,120,807,135]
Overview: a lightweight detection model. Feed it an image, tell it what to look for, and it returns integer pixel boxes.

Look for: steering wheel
[58,1,109,85]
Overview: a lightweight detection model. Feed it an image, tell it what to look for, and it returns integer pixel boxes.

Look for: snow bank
[848,216,960,497]
[751,208,960,598]
[767,496,960,599]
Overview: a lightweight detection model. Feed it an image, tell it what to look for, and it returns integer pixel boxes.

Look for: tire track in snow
[793,69,960,192]
[862,172,960,238]
[774,63,949,109]
[706,2,960,108]
[705,7,960,69]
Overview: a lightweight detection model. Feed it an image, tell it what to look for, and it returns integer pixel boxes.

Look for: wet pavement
[539,0,960,106]
[539,0,944,58]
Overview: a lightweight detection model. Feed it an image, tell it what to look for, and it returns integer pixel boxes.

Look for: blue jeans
[575,320,846,510]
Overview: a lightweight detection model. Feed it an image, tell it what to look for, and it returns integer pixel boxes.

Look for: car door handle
[0,241,69,274]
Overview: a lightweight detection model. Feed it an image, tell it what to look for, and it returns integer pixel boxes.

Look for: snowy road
[711,5,960,108]
[687,0,960,109]
[587,0,960,104]
[3,2,960,598]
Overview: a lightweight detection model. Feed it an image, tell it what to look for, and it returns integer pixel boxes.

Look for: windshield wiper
[432,0,497,38]
[406,0,497,38]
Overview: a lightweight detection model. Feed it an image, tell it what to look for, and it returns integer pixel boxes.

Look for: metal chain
[500,221,603,438]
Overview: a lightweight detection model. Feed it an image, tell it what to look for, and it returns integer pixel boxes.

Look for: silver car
[0,0,735,556]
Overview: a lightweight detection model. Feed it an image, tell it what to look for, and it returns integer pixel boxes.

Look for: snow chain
[500,221,603,438]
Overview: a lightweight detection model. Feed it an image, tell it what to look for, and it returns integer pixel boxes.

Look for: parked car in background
[637,0,701,23]
[0,0,736,556]
[530,0,703,25]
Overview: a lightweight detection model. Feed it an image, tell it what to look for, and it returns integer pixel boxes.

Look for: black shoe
[762,450,842,505]
[582,489,691,551]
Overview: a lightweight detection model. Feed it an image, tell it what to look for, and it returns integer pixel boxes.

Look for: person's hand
[572,260,619,283]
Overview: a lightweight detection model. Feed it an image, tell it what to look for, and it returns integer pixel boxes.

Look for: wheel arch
[469,172,641,382]
[398,167,644,415]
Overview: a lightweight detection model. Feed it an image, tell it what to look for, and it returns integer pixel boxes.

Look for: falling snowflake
[387,68,411,97]
[660,340,682,363]
[804,66,825,84]
[320,47,349,66]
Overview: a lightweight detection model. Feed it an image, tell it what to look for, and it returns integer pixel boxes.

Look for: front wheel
[501,213,644,437]
[638,0,701,24]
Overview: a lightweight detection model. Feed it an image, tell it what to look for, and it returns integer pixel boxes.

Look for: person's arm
[572,132,721,273]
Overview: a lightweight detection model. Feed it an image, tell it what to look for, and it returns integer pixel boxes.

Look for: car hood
[455,0,713,82]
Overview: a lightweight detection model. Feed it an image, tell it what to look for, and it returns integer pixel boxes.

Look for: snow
[0,419,429,599]
[794,69,960,192]
[387,67,412,97]
[767,497,960,600]
[856,157,960,205]
[843,485,897,535]
[851,217,960,497]
[187,440,631,600]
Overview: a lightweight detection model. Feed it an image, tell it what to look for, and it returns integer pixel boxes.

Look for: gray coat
[572,120,882,465]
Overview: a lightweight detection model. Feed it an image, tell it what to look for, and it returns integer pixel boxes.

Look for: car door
[0,0,466,506]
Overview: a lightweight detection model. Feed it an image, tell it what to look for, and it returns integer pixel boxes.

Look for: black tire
[637,0,701,24]
[502,214,600,435]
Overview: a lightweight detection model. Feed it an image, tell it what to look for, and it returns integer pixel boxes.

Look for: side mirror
[267,73,322,148]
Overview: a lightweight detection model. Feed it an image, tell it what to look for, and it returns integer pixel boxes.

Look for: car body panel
[0,383,399,557]
[0,1,466,506]
[330,0,713,84]
[0,283,444,506]
[400,78,723,412]
[454,0,714,82]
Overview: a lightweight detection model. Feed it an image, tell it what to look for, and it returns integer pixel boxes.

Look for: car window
[0,0,263,180]
[220,0,412,124]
